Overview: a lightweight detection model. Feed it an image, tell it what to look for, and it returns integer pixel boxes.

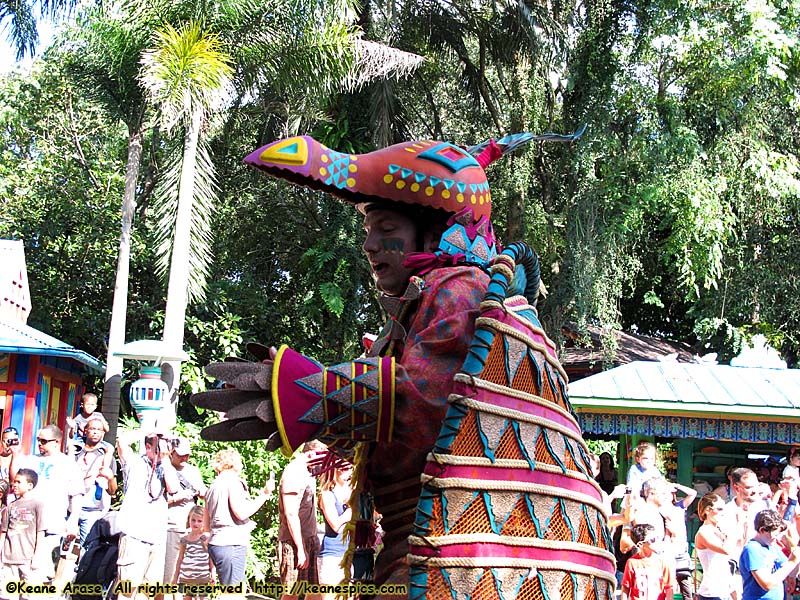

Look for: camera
[60,538,81,559]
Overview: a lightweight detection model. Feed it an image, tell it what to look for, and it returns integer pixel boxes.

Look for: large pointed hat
[244,135,495,220]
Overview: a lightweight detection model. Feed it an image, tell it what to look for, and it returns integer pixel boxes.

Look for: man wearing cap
[163,437,207,585]
[74,414,117,547]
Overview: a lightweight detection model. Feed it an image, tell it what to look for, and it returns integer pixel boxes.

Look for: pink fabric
[451,380,580,435]
[408,540,615,572]
[422,462,602,503]
[273,347,325,453]
[475,139,502,168]
[368,267,490,582]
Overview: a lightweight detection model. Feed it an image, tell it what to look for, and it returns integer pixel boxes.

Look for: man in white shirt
[163,437,206,584]
[17,424,84,580]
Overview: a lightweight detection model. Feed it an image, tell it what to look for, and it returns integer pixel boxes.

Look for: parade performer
[193,129,615,599]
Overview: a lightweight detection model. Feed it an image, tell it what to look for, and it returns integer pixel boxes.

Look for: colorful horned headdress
[244,129,584,270]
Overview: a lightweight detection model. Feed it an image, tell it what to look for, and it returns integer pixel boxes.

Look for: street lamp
[113,340,189,433]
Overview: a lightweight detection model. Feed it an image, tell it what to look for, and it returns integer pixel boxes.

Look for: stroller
[70,512,121,600]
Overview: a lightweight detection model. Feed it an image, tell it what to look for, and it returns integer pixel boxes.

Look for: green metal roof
[0,320,105,374]
[569,360,800,443]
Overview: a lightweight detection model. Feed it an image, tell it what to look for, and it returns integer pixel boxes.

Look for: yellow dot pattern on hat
[378,140,495,213]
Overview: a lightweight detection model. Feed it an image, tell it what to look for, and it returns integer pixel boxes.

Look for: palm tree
[62,8,159,443]
[139,21,233,418]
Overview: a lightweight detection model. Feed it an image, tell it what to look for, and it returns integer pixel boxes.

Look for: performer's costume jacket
[195,134,616,599]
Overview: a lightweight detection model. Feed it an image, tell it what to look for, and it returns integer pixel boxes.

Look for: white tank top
[697,546,735,596]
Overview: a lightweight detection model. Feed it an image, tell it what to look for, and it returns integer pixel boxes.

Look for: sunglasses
[36,438,57,445]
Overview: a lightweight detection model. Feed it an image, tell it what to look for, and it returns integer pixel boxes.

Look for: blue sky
[0,17,57,73]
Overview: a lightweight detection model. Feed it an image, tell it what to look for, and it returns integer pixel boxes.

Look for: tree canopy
[1,0,798,409]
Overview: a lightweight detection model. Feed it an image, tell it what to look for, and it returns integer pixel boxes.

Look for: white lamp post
[113,340,189,434]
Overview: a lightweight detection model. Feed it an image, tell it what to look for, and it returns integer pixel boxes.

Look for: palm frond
[1,0,38,59]
[139,21,233,131]
[150,135,217,304]
[346,37,424,90]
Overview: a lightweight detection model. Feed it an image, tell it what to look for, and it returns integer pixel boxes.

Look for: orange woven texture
[583,577,598,600]
[563,448,579,472]
[472,569,503,600]
[577,512,594,546]
[517,574,547,600]
[500,496,536,537]
[560,573,576,600]
[426,567,451,600]
[449,409,484,457]
[429,495,446,536]
[534,433,559,466]
[480,339,509,386]
[496,424,527,460]
[544,502,572,542]
[449,494,493,535]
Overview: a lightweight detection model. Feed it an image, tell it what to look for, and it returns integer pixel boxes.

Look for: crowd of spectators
[7,394,800,600]
[601,441,800,600]
[0,394,358,600]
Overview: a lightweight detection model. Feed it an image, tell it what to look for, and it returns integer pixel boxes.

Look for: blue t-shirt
[740,539,786,600]
[626,463,662,497]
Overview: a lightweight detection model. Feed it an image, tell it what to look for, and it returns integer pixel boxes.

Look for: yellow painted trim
[388,359,396,442]
[271,345,293,457]
[350,362,356,438]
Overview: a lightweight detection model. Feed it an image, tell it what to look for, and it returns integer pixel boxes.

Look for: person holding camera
[0,427,23,487]
[318,461,354,598]
[163,438,206,587]
[116,431,180,600]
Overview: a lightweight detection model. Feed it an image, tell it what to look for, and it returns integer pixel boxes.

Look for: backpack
[71,513,120,600]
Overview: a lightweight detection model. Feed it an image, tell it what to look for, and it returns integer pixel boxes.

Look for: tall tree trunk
[160,110,202,428]
[505,187,526,241]
[103,126,143,444]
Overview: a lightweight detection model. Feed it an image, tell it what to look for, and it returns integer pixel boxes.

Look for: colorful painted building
[0,240,104,453]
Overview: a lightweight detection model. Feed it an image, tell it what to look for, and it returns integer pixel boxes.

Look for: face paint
[381,238,407,253]
[363,209,418,296]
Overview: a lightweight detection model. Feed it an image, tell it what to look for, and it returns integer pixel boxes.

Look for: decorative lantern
[129,365,170,430]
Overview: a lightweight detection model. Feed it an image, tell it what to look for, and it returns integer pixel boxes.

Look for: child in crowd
[782,448,800,484]
[0,468,46,599]
[740,509,800,600]
[620,523,675,600]
[627,441,663,498]
[66,393,100,449]
[171,505,214,599]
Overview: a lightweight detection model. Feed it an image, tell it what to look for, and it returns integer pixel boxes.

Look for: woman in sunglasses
[0,427,21,486]
[695,493,740,600]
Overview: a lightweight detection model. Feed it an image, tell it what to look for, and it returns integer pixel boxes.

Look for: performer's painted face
[362,208,418,296]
